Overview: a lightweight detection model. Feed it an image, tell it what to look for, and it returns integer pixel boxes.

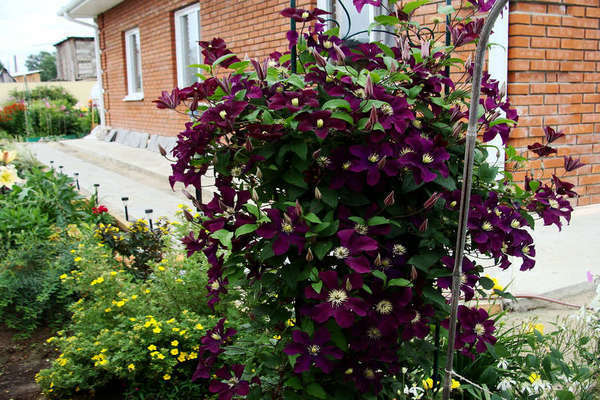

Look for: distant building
[13,71,41,83]
[0,66,15,83]
[55,36,96,81]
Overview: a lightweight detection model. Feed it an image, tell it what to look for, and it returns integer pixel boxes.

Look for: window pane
[130,33,142,92]
[335,1,371,42]
[180,10,200,86]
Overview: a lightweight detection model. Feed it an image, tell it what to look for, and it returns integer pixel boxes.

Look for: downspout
[59,10,107,128]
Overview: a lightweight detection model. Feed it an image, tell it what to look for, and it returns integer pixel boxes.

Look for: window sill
[123,94,144,102]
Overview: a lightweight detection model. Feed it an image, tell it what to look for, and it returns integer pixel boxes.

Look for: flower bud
[418,218,428,232]
[365,74,374,98]
[182,208,194,222]
[424,192,441,209]
[366,106,378,130]
[377,157,387,170]
[158,144,167,157]
[410,266,418,281]
[306,248,314,262]
[314,186,322,200]
[295,199,303,216]
[384,191,395,207]
[251,187,259,202]
[332,43,346,64]
[244,138,253,152]
[256,167,262,180]
[374,253,382,267]
[310,47,327,67]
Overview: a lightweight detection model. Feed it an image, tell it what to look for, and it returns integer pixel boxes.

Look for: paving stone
[103,128,118,142]
[147,134,177,155]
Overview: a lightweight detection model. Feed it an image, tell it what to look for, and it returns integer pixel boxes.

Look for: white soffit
[61,0,125,18]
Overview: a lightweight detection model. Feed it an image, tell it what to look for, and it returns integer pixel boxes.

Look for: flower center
[494,207,502,216]
[411,312,421,324]
[210,333,222,341]
[316,156,331,167]
[281,222,294,233]
[381,103,393,116]
[422,153,434,164]
[219,110,227,119]
[333,246,350,259]
[474,323,485,336]
[301,11,310,19]
[393,243,407,256]
[548,199,559,209]
[449,200,457,208]
[367,327,382,339]
[501,242,508,253]
[327,289,348,307]
[228,376,239,387]
[400,147,413,156]
[307,344,320,355]
[323,40,333,49]
[380,258,392,269]
[481,221,493,231]
[354,224,368,235]
[368,153,380,163]
[291,97,300,107]
[230,167,242,177]
[316,118,324,128]
[364,368,375,380]
[353,88,366,99]
[210,281,220,290]
[510,219,520,229]
[375,300,393,315]
[522,245,530,255]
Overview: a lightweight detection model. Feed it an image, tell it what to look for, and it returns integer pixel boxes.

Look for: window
[124,27,143,100]
[175,4,201,88]
[317,0,393,44]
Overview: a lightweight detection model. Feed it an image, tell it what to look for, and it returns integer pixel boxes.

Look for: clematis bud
[424,192,441,209]
[365,74,374,98]
[314,186,322,200]
[374,253,382,267]
[377,157,387,170]
[182,208,194,222]
[310,47,327,67]
[366,105,378,130]
[182,189,194,201]
[418,218,428,232]
[332,43,346,65]
[158,144,167,157]
[306,248,314,262]
[410,266,418,281]
[412,120,422,129]
[251,187,259,202]
[420,40,430,58]
[295,200,303,216]
[244,138,253,152]
[384,191,395,207]
[312,149,321,159]
[256,167,262,180]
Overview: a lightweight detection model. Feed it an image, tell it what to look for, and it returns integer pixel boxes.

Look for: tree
[25,51,57,81]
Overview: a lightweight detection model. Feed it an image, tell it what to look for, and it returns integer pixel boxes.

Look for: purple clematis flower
[544,126,565,143]
[201,100,248,129]
[328,147,364,192]
[527,186,573,230]
[452,305,497,358]
[268,89,319,112]
[334,228,379,273]
[201,318,237,354]
[451,19,484,47]
[199,38,240,68]
[437,256,479,301]
[563,155,585,172]
[552,175,577,198]
[399,303,434,340]
[209,364,250,400]
[281,7,329,22]
[353,0,382,13]
[365,282,413,335]
[297,110,347,139]
[256,207,308,256]
[528,142,557,157]
[305,270,367,328]
[349,143,400,186]
[153,88,182,109]
[283,327,343,373]
[399,135,450,184]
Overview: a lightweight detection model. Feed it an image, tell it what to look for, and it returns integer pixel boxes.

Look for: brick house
[60,0,599,204]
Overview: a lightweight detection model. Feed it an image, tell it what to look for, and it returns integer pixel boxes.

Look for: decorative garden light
[145,209,154,230]
[121,197,130,221]
[93,183,100,205]
[59,165,64,174]
[50,160,54,170]
[74,172,80,190]
[442,0,510,397]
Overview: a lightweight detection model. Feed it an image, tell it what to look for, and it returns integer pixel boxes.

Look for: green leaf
[311,281,323,293]
[478,163,499,183]
[306,383,327,399]
[434,175,456,190]
[282,169,308,189]
[367,216,390,226]
[528,180,540,192]
[327,321,348,350]
[438,4,455,14]
[320,187,338,208]
[408,253,440,272]
[555,390,575,400]
[403,0,430,14]
[304,213,322,224]
[374,15,400,26]
[322,99,352,112]
[235,224,258,237]
[262,110,274,124]
[212,53,237,69]
[479,276,495,290]
[313,241,332,260]
[372,270,387,283]
[388,278,412,287]
[229,60,251,72]
[188,63,211,72]
[211,229,233,249]
[330,111,354,125]
[489,117,517,128]
[290,140,308,160]
[284,377,302,390]
[287,74,305,89]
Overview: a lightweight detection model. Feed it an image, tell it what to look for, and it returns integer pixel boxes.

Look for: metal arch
[441,0,510,398]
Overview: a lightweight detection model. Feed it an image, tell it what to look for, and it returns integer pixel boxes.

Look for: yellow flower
[74,257,82,262]
[110,271,117,276]
[145,289,151,294]
[0,165,19,189]
[80,106,89,112]
[70,249,76,254]
[170,348,179,356]
[422,378,434,390]
[105,307,112,312]
[127,363,135,371]
[116,300,125,307]
[163,374,171,381]
[153,327,161,334]
[59,274,68,280]
[148,344,157,351]
[131,295,138,300]
[451,379,460,389]
[171,340,179,346]
[194,323,204,330]
[158,266,165,271]
[188,352,198,360]
[529,373,541,384]
[1,150,17,164]
[166,318,176,324]
[156,353,166,360]
[286,319,295,327]
[528,323,544,335]
[66,224,81,238]
[272,335,282,340]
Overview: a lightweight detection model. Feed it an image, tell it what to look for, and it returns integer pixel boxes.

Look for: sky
[0,0,94,74]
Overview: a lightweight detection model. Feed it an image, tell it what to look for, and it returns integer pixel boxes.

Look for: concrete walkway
[26,137,599,296]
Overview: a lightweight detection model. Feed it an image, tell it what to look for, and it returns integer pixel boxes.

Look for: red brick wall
[506,0,600,205]
[98,0,315,137]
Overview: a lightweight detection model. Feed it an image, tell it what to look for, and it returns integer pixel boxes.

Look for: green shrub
[36,236,222,399]
[26,100,83,138]
[9,86,77,107]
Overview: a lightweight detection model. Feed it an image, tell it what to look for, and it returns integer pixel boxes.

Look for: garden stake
[93,183,100,205]
[442,0,510,397]
[145,209,154,230]
[290,0,297,74]
[59,165,64,174]
[121,197,130,221]
[50,160,54,170]
[74,172,80,190]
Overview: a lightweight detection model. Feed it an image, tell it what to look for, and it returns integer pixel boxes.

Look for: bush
[9,86,77,107]
[36,234,226,400]
[0,102,26,136]
[26,100,85,138]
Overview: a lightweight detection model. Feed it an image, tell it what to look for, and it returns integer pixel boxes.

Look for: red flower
[92,205,108,214]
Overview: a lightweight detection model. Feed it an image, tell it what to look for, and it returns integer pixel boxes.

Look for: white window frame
[124,27,143,101]
[175,4,201,88]
[317,0,390,43]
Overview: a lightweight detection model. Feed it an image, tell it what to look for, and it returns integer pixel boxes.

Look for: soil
[0,326,54,400]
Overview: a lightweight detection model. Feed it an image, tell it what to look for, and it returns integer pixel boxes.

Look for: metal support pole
[74,173,80,190]
[441,0,510,398]
[290,0,297,74]
[93,183,100,205]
